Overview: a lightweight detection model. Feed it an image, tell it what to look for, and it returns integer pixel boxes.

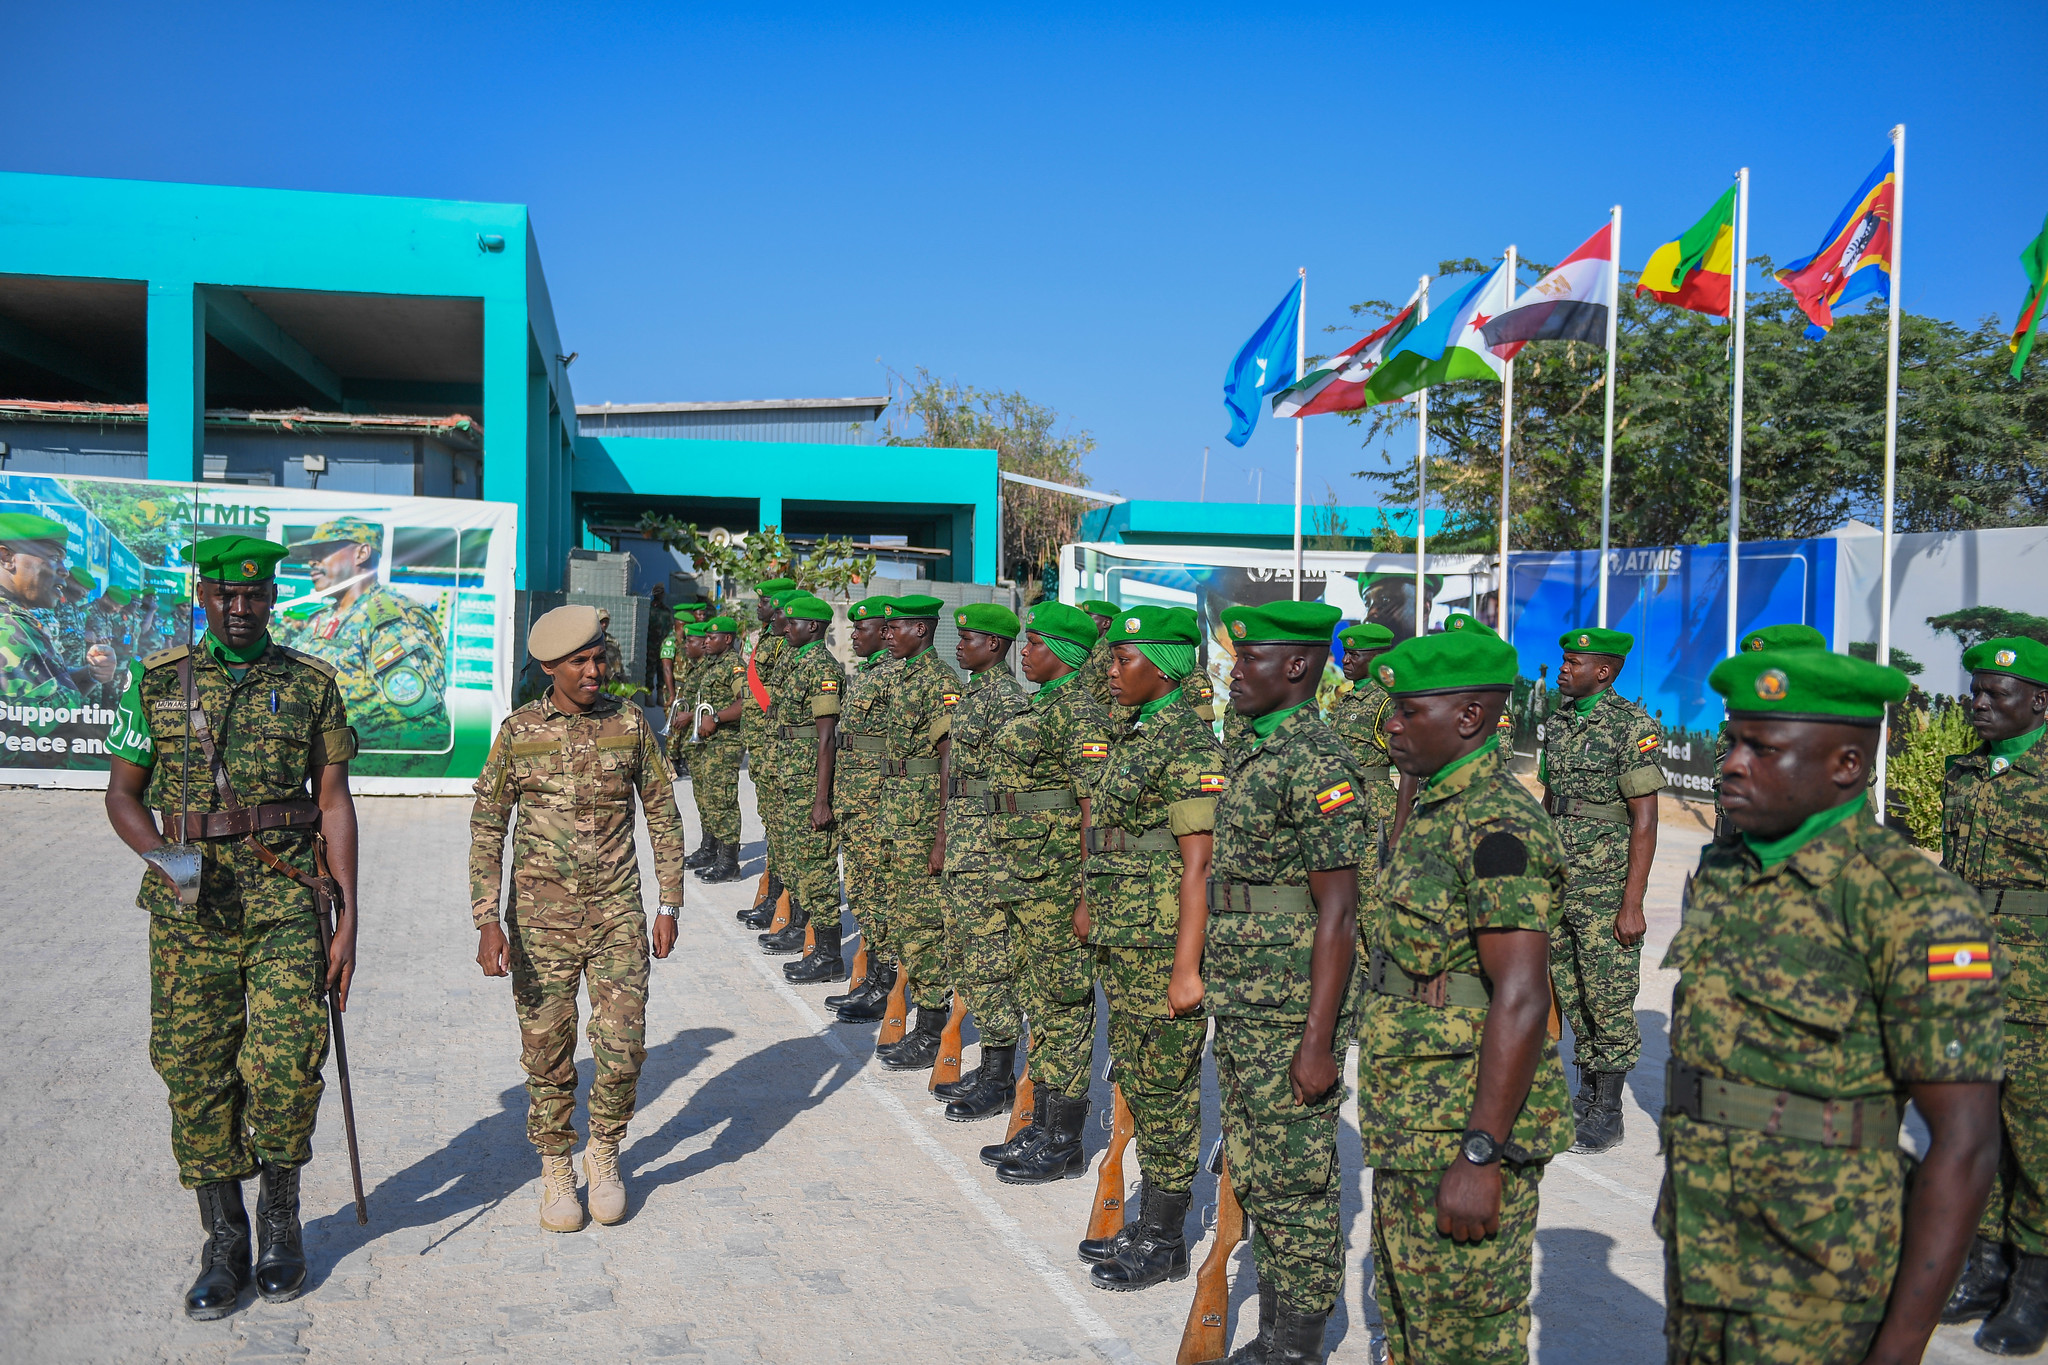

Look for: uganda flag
[1637,185,1737,317]
[1928,940,1993,982]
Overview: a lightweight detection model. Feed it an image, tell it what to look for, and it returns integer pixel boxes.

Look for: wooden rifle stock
[1004,1060,1034,1142]
[929,989,968,1089]
[1177,1156,1242,1365]
[767,887,791,935]
[754,864,772,904]
[849,940,868,985]
[1084,1083,1135,1241]
[877,967,910,1046]
[802,918,816,957]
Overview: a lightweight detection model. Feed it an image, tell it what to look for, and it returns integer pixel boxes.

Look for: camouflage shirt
[1079,632,1116,710]
[1207,703,1375,1021]
[942,665,1032,875]
[1085,693,1224,949]
[0,589,90,707]
[835,651,899,817]
[1945,725,2048,1019]
[469,691,686,931]
[742,633,787,777]
[1326,676,1400,832]
[767,641,845,792]
[1540,687,1664,853]
[692,649,748,752]
[1359,742,1574,1169]
[291,582,448,745]
[878,647,962,835]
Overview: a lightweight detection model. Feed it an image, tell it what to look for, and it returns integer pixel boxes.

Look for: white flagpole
[1414,274,1430,637]
[1598,205,1621,628]
[1875,126,1905,822]
[1292,267,1307,601]
[1726,167,1750,659]
[1498,247,1516,642]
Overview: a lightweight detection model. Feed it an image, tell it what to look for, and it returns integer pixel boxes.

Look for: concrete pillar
[146,281,204,481]
[757,495,782,536]
[481,299,532,587]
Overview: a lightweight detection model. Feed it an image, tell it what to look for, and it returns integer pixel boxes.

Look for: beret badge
[1577,633,1590,647]
[1124,618,1140,634]
[1999,649,2019,667]
[1754,668,1789,701]
[1377,663,1396,686]
[1231,621,1246,639]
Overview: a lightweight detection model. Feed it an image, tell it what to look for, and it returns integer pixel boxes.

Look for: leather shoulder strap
[178,653,243,813]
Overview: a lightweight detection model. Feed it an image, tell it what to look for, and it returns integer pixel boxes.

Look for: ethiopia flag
[1270,284,1424,419]
[1638,186,1736,317]
[1776,146,1896,338]
[1359,261,1512,405]
[2011,212,2048,379]
[1481,221,1615,353]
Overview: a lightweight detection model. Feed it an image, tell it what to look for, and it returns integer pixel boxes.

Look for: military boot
[1571,1064,1594,1122]
[1569,1070,1627,1154]
[758,897,809,953]
[738,874,783,926]
[1080,1178,1145,1264]
[982,1083,1047,1168]
[933,1035,988,1099]
[1091,1185,1191,1291]
[251,1161,308,1303]
[1191,1277,1277,1363]
[584,1138,626,1225]
[882,1004,947,1071]
[826,951,880,1010]
[1266,1302,1330,1364]
[184,1180,251,1320]
[835,960,896,1023]
[997,1090,1089,1184]
[1979,1250,2048,1356]
[944,1044,1017,1122]
[1943,1235,2012,1323]
[699,840,743,884]
[539,1152,584,1233]
[786,920,846,983]
[685,838,716,871]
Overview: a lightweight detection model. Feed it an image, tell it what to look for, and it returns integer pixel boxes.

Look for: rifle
[877,965,910,1047]
[1177,1141,1244,1365]
[848,938,868,986]
[929,988,968,1090]
[1084,1073,1134,1244]
[1004,1059,1035,1142]
[766,886,792,936]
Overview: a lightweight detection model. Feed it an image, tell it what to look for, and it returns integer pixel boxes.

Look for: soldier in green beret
[687,617,749,883]
[1359,626,1571,1364]
[54,563,95,672]
[1940,636,2048,1352]
[1710,624,1831,841]
[760,595,849,974]
[1660,647,2003,1364]
[1329,621,1399,943]
[829,597,907,1021]
[1540,626,1663,1154]
[0,512,118,707]
[738,583,797,927]
[287,517,448,754]
[1077,604,1221,1289]
[101,535,361,1318]
[1077,598,1119,709]
[1193,599,1368,1364]
[929,601,1031,1117]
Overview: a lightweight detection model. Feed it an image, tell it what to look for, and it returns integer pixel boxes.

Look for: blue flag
[1222,278,1302,448]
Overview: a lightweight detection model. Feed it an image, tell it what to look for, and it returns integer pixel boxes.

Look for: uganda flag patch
[1637,734,1659,755]
[1080,741,1110,760]
[942,692,960,707]
[1315,780,1357,814]
[1199,773,1226,794]
[1928,941,1993,982]
[818,678,839,692]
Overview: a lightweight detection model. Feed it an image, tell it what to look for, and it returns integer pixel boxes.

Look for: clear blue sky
[6,2,2039,508]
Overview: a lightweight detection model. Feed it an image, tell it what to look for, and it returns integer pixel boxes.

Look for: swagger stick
[309,858,368,1225]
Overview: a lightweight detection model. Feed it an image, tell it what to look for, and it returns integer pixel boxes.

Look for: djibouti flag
[1359,261,1510,405]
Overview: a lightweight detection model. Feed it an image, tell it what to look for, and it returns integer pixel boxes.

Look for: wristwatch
[657,905,681,918]
[1459,1129,1503,1166]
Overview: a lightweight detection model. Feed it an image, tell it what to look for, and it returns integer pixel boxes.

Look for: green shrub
[1888,702,1978,848]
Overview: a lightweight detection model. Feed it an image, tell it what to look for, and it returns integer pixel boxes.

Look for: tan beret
[529,604,605,662]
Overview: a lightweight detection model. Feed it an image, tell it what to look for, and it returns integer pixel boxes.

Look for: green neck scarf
[1136,686,1183,724]
[1427,733,1499,789]
[1249,699,1311,740]
[1573,689,1604,716]
[1036,668,1079,697]
[865,648,889,666]
[1745,796,1866,869]
[792,640,818,659]
[1990,723,2046,765]
[205,631,269,667]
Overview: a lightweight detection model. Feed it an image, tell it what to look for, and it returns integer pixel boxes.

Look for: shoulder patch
[1199,773,1226,793]
[1080,740,1109,760]
[142,644,191,670]
[942,691,960,707]
[1929,940,1993,981]
[279,646,340,679]
[1314,779,1357,814]
[1474,831,1529,878]
[1637,734,1660,755]
[819,678,839,692]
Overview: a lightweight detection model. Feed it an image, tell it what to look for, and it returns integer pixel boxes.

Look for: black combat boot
[997,1090,1089,1184]
[982,1083,1047,1168]
[252,1160,308,1303]
[1943,1235,2012,1323]
[758,897,809,951]
[1569,1070,1626,1154]
[1191,1277,1277,1363]
[785,920,846,983]
[699,840,743,884]
[933,1031,986,1099]
[1091,1185,1191,1291]
[1265,1301,1330,1364]
[1572,1064,1594,1122]
[184,1179,251,1320]
[1980,1250,2048,1355]
[685,838,716,870]
[835,961,897,1023]
[826,951,880,1010]
[943,1044,1017,1122]
[882,1004,947,1071]
[737,873,783,925]
[1080,1178,1145,1264]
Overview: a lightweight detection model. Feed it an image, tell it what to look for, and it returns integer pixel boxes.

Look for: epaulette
[142,644,190,670]
[279,646,340,679]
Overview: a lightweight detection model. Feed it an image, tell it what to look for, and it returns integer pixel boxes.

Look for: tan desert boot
[539,1152,584,1233]
[584,1139,627,1225]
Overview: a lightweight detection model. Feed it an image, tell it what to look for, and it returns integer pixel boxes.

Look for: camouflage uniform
[1326,675,1398,946]
[1086,691,1221,1193]
[1539,688,1664,1074]
[1207,703,1372,1315]
[1944,725,2048,1257]
[878,646,961,1010]
[0,588,92,707]
[1362,739,1574,1361]
[942,662,1033,1045]
[685,649,748,846]
[1079,631,1116,710]
[988,671,1111,1096]
[469,693,686,1156]
[768,640,846,918]
[744,633,787,878]
[291,582,448,750]
[837,651,900,957]
[659,634,692,776]
[54,595,89,667]
[1658,805,2004,1361]
[107,636,357,1186]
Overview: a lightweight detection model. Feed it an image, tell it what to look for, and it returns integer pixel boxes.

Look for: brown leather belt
[157,799,321,841]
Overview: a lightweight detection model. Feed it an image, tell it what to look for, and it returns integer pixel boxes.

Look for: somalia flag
[1222,278,1302,447]
[1776,146,1896,338]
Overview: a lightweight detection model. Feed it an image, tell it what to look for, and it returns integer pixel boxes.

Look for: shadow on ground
[1531,1227,1665,1361]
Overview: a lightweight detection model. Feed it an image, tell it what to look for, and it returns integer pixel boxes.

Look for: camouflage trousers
[1981,1017,2048,1254]
[508,909,650,1155]
[1550,835,1642,1073]
[775,780,842,929]
[1213,1014,1347,1313]
[1097,945,1204,1193]
[945,871,1020,1046]
[689,740,743,845]
[1374,1162,1545,1364]
[149,912,329,1187]
[888,832,950,1010]
[1010,888,1096,1098]
[1663,1304,1876,1363]
[840,805,888,960]
[751,755,786,875]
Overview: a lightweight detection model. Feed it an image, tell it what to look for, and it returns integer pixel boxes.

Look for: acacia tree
[633,515,876,604]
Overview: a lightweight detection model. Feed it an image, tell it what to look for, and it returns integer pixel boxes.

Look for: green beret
[1709,649,1908,723]
[755,577,797,596]
[886,594,944,619]
[1441,613,1498,638]
[1559,626,1634,658]
[681,622,705,637]
[103,585,134,606]
[1359,571,1443,592]
[68,564,95,590]
[1109,605,1199,646]
[1078,600,1119,620]
[1373,629,1519,696]
[955,603,1021,639]
[1221,600,1343,646]
[705,616,737,634]
[289,515,381,557]
[1338,622,1395,651]
[1026,601,1099,648]
[848,596,892,622]
[1740,623,1829,654]
[783,594,834,622]
[1963,637,2048,687]
[0,510,68,546]
[185,534,288,583]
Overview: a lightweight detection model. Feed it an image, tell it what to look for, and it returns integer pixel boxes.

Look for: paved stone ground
[0,782,2015,1362]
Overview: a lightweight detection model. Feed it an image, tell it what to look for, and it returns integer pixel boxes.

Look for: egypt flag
[1359,261,1512,405]
[1776,146,1896,339]
[1480,222,1614,356]
[1271,284,1424,419]
[1638,185,1736,317]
